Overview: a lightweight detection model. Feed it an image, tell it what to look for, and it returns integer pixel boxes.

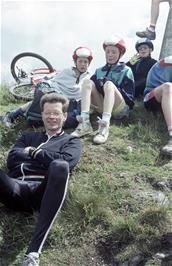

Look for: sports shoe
[1,112,13,128]
[113,105,129,120]
[161,138,172,156]
[93,118,109,144]
[20,252,39,266]
[136,27,156,40]
[71,116,93,137]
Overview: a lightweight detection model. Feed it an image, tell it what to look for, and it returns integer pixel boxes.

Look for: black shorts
[144,91,161,112]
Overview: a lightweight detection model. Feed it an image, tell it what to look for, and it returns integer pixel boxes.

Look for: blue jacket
[144,56,172,95]
[7,131,82,178]
[91,62,135,108]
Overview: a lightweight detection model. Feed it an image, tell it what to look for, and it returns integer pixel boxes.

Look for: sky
[0,0,170,84]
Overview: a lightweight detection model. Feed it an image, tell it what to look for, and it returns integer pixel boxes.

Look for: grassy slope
[0,85,172,266]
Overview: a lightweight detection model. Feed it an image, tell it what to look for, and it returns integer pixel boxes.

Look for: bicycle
[9,52,57,101]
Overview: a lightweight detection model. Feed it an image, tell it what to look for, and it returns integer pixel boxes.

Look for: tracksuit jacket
[91,62,135,109]
[126,56,157,98]
[7,130,81,178]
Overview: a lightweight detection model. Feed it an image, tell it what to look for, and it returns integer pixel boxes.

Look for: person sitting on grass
[126,38,157,99]
[143,55,172,155]
[0,93,81,266]
[1,46,93,129]
[71,36,135,144]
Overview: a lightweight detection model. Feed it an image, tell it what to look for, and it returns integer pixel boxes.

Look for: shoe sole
[136,33,155,40]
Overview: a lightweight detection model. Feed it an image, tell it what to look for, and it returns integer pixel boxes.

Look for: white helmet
[72,47,93,63]
[103,36,126,55]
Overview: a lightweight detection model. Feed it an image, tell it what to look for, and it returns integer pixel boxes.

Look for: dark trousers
[64,100,81,129]
[0,159,69,254]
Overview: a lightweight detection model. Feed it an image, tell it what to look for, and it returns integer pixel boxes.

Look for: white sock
[102,112,111,124]
[148,25,155,32]
[81,111,89,120]
[29,252,39,258]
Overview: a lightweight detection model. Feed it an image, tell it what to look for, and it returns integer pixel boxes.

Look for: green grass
[0,85,172,265]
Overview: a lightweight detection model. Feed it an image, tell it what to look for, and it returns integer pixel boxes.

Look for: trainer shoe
[71,116,93,137]
[136,27,156,40]
[161,138,172,156]
[1,112,13,128]
[20,252,39,266]
[93,118,109,144]
[113,105,129,120]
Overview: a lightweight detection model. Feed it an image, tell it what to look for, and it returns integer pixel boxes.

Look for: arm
[119,68,135,108]
[30,137,82,171]
[7,133,32,169]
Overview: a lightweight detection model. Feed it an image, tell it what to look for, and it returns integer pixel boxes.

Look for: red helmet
[72,47,93,63]
[103,36,126,55]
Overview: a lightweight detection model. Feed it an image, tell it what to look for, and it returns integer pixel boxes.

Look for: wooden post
[159,5,172,59]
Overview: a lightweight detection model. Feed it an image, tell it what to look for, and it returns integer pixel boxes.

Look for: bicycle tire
[9,83,35,101]
[10,52,54,83]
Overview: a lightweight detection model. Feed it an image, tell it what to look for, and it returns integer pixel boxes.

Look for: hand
[129,54,140,65]
[24,146,35,155]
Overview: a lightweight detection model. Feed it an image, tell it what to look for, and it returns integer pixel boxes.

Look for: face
[138,45,152,58]
[76,57,89,73]
[105,46,120,64]
[42,102,67,135]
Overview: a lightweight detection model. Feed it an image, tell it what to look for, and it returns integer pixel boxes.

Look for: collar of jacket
[102,62,125,72]
[72,67,89,77]
[141,55,152,61]
[45,130,64,139]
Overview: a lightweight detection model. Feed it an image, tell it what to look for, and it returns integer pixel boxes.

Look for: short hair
[40,93,69,113]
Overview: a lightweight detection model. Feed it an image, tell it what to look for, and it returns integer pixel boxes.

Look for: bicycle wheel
[10,52,54,83]
[9,83,35,101]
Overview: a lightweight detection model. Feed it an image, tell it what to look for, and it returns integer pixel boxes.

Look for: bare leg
[154,82,172,155]
[153,82,172,133]
[81,79,103,112]
[21,101,32,112]
[92,81,125,145]
[103,81,124,113]
[150,0,163,26]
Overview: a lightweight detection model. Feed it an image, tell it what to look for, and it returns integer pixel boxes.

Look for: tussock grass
[0,85,172,265]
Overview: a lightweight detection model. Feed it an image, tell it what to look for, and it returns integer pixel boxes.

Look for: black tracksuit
[0,131,81,254]
[126,56,157,98]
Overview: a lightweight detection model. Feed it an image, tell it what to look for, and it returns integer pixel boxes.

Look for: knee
[162,82,172,95]
[82,79,94,91]
[103,81,116,94]
[49,160,69,178]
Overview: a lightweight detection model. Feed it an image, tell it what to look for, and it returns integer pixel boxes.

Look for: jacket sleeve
[135,77,146,89]
[31,137,82,171]
[7,133,31,169]
[119,68,135,108]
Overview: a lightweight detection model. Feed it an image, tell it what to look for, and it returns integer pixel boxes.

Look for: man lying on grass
[0,93,81,266]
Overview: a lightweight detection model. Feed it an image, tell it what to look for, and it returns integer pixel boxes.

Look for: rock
[129,255,145,266]
[138,191,169,206]
[155,252,167,259]
[153,179,172,191]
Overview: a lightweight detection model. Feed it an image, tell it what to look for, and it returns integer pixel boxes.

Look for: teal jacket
[91,62,135,108]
